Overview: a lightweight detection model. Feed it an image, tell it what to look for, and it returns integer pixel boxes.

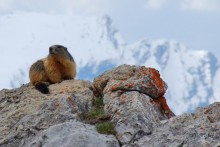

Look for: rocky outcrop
[0,64,219,147]
[92,65,174,144]
[0,80,118,147]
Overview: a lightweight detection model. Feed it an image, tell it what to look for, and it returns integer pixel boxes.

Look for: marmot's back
[29,45,76,94]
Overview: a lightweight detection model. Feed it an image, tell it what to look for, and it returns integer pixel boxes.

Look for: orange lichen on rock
[127,83,134,87]
[153,97,175,118]
[111,86,117,91]
[149,68,166,95]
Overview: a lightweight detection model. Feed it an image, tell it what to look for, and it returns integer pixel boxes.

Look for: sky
[0,0,219,56]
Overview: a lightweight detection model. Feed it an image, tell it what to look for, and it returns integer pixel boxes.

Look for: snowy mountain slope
[0,12,123,87]
[120,40,219,114]
[0,12,219,114]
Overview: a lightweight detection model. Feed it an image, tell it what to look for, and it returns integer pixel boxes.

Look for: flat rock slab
[26,121,119,147]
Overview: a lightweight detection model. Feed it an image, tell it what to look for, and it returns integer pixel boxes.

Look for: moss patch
[85,107,111,121]
[85,97,110,121]
[93,96,104,107]
[84,97,116,135]
[96,122,116,135]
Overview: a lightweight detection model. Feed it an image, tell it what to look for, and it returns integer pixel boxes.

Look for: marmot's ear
[64,47,67,51]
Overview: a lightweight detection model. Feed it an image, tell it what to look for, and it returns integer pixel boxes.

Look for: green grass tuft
[84,97,109,120]
[85,107,107,120]
[93,97,104,108]
[84,97,116,135]
[96,122,116,135]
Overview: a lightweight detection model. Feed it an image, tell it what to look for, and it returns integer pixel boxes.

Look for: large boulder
[92,65,175,144]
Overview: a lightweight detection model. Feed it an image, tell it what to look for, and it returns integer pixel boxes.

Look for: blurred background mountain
[0,0,220,115]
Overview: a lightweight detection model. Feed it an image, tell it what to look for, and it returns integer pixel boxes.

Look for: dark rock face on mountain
[0,65,219,147]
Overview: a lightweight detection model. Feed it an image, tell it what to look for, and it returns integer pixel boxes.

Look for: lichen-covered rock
[92,64,174,145]
[0,80,119,147]
[92,64,167,99]
[127,102,220,147]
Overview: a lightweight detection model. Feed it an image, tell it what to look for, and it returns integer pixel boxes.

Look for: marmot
[29,45,76,94]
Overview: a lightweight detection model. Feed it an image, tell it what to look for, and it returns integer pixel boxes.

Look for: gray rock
[127,102,220,147]
[104,91,167,145]
[0,80,119,147]
[26,121,119,147]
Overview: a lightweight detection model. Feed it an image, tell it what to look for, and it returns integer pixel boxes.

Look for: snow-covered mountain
[1,12,219,114]
[126,40,219,114]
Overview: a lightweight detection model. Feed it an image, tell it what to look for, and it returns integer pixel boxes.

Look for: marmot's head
[49,45,73,61]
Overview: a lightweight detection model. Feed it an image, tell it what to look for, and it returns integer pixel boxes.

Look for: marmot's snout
[49,46,53,52]
[49,45,66,55]
[49,46,56,54]
[49,45,57,54]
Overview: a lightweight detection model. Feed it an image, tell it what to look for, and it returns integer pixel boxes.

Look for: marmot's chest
[53,61,73,74]
[45,59,74,75]
[54,61,67,71]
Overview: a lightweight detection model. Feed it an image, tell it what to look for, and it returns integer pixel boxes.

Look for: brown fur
[29,45,76,93]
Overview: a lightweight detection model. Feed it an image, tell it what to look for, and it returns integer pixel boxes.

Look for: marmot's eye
[57,45,62,48]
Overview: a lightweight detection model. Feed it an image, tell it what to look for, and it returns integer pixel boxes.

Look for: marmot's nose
[49,46,53,53]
